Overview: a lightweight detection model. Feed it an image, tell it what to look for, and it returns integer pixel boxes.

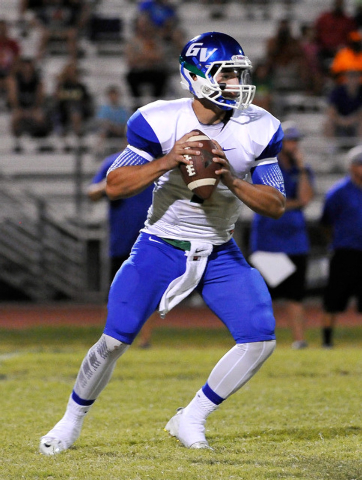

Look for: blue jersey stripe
[127,110,163,158]
[256,124,284,161]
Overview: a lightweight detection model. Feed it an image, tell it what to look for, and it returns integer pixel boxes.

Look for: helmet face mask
[179,32,256,111]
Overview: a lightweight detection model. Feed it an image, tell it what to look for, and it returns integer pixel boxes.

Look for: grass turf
[0,325,361,480]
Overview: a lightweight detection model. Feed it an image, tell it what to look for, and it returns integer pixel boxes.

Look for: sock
[67,394,92,416]
[185,388,219,419]
[322,327,333,346]
[177,389,219,447]
[42,395,91,448]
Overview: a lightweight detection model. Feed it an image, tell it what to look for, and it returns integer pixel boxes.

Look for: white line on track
[0,352,23,361]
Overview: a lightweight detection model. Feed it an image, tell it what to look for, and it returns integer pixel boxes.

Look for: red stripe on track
[0,300,360,330]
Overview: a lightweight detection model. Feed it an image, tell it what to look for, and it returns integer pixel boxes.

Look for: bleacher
[0,0,359,298]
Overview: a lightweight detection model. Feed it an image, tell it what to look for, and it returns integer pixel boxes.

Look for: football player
[40,31,286,454]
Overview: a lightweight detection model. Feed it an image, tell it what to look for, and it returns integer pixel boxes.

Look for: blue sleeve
[251,163,286,196]
[127,110,163,158]
[91,153,120,184]
[256,124,284,161]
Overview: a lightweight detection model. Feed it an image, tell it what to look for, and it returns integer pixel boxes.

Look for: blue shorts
[104,232,275,344]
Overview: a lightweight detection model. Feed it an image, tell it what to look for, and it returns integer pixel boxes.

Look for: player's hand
[211,141,235,185]
[162,131,203,170]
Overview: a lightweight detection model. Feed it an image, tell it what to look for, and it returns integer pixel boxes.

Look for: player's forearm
[228,179,285,219]
[106,158,169,199]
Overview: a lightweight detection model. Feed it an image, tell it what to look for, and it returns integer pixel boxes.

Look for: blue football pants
[104,232,276,344]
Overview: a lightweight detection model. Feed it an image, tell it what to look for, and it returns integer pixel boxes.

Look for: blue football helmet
[179,32,256,111]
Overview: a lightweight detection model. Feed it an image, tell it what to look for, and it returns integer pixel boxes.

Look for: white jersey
[124,98,283,245]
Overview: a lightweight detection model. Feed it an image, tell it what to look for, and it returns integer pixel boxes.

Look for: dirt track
[0,299,360,330]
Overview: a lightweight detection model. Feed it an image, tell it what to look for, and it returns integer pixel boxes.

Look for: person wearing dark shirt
[323,69,362,150]
[7,57,51,152]
[54,60,92,150]
[314,0,357,74]
[250,121,315,349]
[320,145,362,348]
[124,15,169,110]
[265,18,308,94]
[35,0,89,61]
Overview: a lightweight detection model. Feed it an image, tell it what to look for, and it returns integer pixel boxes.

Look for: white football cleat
[39,437,66,456]
[39,414,85,455]
[164,407,213,449]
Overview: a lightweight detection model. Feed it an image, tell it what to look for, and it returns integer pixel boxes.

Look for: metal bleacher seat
[0,152,102,220]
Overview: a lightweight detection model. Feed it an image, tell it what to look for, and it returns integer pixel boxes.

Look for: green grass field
[0,325,361,480]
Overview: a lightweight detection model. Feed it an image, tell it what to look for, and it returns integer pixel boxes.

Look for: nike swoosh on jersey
[223,148,236,152]
[148,236,162,244]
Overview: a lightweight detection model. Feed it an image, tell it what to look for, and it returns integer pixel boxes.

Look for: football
[179,130,220,200]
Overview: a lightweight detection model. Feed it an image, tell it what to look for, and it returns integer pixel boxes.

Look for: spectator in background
[95,85,131,156]
[138,0,176,27]
[323,69,362,151]
[53,60,93,151]
[137,0,184,54]
[35,0,90,62]
[251,60,274,113]
[7,57,51,152]
[320,145,362,348]
[250,121,315,349]
[330,30,362,84]
[87,152,155,348]
[265,18,307,94]
[314,0,357,75]
[299,23,325,95]
[125,15,169,110]
[0,19,21,103]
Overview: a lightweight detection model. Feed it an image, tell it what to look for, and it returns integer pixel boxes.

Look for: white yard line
[0,352,23,361]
